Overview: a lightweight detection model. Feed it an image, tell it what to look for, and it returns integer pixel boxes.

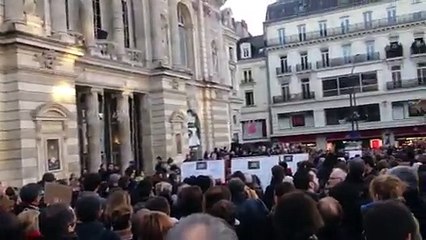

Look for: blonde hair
[369,174,407,201]
[105,190,133,221]
[137,211,173,240]
[18,209,40,233]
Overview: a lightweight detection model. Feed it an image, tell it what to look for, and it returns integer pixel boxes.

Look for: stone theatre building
[0,0,244,186]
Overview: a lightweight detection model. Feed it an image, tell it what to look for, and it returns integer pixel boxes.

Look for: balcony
[276,66,292,75]
[317,53,380,69]
[386,79,426,90]
[296,63,313,72]
[241,78,255,85]
[267,11,426,47]
[125,48,144,66]
[93,40,116,60]
[411,39,426,56]
[385,43,403,59]
[273,92,315,104]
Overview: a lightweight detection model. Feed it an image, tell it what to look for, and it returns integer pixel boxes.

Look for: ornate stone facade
[0,0,246,186]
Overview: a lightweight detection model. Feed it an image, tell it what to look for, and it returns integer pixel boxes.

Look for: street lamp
[349,55,361,140]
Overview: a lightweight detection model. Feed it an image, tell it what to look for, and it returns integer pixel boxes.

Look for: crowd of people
[0,148,426,240]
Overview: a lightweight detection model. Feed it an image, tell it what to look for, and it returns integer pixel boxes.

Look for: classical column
[112,0,125,57]
[4,0,25,22]
[117,92,132,171]
[86,88,102,173]
[168,0,181,66]
[80,0,96,48]
[50,0,68,35]
[67,0,79,31]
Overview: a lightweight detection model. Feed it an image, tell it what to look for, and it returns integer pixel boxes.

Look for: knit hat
[388,166,418,190]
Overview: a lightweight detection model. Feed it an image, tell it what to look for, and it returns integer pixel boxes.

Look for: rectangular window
[366,41,375,60]
[322,78,338,97]
[301,79,311,99]
[278,28,286,44]
[361,72,378,92]
[321,49,330,67]
[339,75,361,94]
[65,0,70,30]
[340,17,349,34]
[243,70,253,82]
[363,11,373,29]
[175,134,182,154]
[280,56,288,72]
[122,0,130,48]
[292,115,306,127]
[243,47,250,58]
[229,47,234,61]
[417,63,426,84]
[342,44,352,64]
[245,91,254,106]
[281,84,290,101]
[301,53,308,69]
[387,7,397,24]
[298,24,306,41]
[93,0,102,39]
[319,21,327,37]
[391,65,402,88]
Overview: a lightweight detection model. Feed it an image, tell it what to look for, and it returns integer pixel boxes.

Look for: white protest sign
[231,155,280,190]
[181,160,226,182]
[279,153,309,173]
[347,150,362,159]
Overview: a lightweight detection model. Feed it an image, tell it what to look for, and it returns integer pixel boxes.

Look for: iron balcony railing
[276,65,292,75]
[241,78,255,84]
[267,11,426,47]
[386,79,426,90]
[316,53,380,69]
[273,92,315,104]
[385,44,403,59]
[411,44,426,55]
[296,63,313,72]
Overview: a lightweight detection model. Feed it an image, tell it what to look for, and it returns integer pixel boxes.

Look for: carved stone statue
[160,14,170,65]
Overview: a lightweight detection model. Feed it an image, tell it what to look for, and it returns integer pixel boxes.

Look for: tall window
[65,0,70,30]
[245,91,254,106]
[417,63,426,84]
[93,0,102,39]
[340,17,349,34]
[229,47,234,61]
[178,4,192,67]
[242,47,250,58]
[342,44,352,64]
[321,48,330,67]
[387,7,397,24]
[298,24,306,41]
[243,70,252,83]
[300,52,308,69]
[280,56,288,72]
[278,28,285,44]
[391,65,402,88]
[366,41,375,60]
[175,134,182,154]
[319,21,327,37]
[281,84,290,101]
[122,0,130,48]
[363,11,373,29]
[301,78,311,99]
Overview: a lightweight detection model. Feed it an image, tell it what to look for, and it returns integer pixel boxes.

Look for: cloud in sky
[223,0,275,35]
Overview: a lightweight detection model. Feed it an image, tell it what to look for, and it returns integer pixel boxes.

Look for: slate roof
[237,35,266,60]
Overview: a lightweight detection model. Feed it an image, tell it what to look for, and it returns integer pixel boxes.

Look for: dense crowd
[1,149,426,240]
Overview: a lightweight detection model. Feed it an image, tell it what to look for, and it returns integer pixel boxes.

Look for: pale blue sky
[223,0,275,35]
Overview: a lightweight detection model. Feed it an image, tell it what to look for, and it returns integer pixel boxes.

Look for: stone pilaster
[117,92,132,172]
[198,0,209,80]
[86,88,102,173]
[168,0,181,67]
[112,0,126,58]
[50,0,68,36]
[150,0,168,67]
[4,0,25,23]
[81,0,96,48]
[67,0,79,31]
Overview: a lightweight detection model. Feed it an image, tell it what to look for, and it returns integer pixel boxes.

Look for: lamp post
[349,56,360,140]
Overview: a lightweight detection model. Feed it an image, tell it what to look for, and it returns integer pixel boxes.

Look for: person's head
[274,191,324,240]
[317,197,343,228]
[363,200,416,240]
[279,161,288,171]
[75,196,102,222]
[388,166,418,192]
[17,209,40,234]
[230,171,246,183]
[326,168,347,190]
[177,186,203,217]
[108,174,121,188]
[203,186,231,212]
[376,160,390,173]
[166,213,238,240]
[293,168,319,193]
[136,211,173,240]
[369,174,406,201]
[38,203,76,240]
[108,164,114,171]
[118,176,131,191]
[227,178,246,202]
[41,173,56,185]
[19,183,42,206]
[155,181,173,196]
[0,211,25,239]
[363,156,376,173]
[206,200,237,227]
[346,159,365,182]
[105,190,132,225]
[274,182,295,205]
[145,196,171,216]
[82,173,102,192]
[271,165,285,183]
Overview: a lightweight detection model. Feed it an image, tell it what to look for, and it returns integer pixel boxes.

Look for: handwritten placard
[44,183,73,205]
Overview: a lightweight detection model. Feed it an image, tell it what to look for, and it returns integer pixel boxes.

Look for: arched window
[177,3,193,68]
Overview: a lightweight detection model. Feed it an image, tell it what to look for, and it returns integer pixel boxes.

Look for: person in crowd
[144,196,179,224]
[38,203,77,240]
[363,156,377,188]
[17,209,41,240]
[80,173,104,200]
[329,159,368,240]
[203,185,232,212]
[317,197,344,240]
[104,190,133,240]
[176,186,203,218]
[263,165,285,210]
[363,200,416,240]
[14,183,43,215]
[324,168,347,195]
[108,174,121,193]
[317,154,338,188]
[135,211,173,240]
[228,178,268,240]
[0,210,25,240]
[131,178,153,212]
[274,182,295,208]
[389,166,426,238]
[206,200,238,228]
[166,213,238,240]
[376,159,390,174]
[39,173,56,189]
[293,167,319,201]
[273,191,324,240]
[75,196,120,240]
